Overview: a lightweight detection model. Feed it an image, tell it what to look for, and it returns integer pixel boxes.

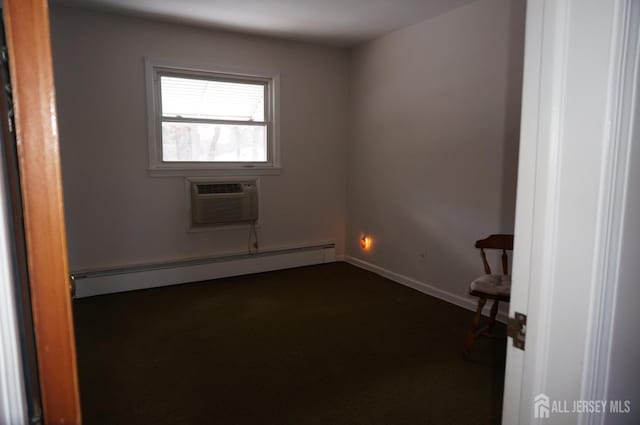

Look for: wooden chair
[464,234,514,358]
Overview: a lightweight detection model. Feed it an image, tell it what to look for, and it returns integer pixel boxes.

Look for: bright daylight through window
[161,76,266,162]
[146,61,279,174]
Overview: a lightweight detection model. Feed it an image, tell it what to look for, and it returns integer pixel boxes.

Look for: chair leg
[488,300,499,334]
[464,297,486,358]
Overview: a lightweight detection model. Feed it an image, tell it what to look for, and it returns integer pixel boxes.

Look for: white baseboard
[73,243,336,298]
[343,255,509,323]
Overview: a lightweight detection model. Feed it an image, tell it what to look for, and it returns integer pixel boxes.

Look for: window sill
[148,167,282,177]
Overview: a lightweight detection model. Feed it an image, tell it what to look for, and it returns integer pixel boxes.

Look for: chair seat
[470,274,511,297]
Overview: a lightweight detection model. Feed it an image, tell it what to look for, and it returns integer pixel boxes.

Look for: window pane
[162,122,267,162]
[161,76,265,121]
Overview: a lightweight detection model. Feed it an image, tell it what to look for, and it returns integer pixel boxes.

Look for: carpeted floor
[73,262,506,425]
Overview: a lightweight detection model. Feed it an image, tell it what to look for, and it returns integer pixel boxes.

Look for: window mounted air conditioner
[190,180,258,227]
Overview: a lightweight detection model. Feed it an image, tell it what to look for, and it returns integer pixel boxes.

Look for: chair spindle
[480,248,491,274]
[502,249,508,275]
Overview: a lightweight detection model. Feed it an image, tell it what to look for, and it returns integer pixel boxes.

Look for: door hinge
[507,312,527,350]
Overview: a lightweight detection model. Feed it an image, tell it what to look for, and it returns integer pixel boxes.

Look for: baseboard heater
[71,243,336,298]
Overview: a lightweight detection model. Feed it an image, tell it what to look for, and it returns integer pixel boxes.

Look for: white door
[502,0,640,424]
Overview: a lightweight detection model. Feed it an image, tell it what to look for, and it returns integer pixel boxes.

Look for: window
[146,60,280,175]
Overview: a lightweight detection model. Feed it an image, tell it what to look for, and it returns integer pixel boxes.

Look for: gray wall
[346,0,525,300]
[50,6,349,271]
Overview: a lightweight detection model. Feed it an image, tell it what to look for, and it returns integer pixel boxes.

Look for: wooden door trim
[3,0,81,423]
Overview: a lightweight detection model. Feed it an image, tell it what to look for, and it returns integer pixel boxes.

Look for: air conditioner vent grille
[190,179,258,227]
[197,183,242,194]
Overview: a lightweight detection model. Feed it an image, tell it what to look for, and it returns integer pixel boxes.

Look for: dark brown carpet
[73,262,506,425]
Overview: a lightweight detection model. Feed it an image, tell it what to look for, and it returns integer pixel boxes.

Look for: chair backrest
[475,234,514,275]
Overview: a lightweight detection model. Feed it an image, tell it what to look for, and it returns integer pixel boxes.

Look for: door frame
[3,0,81,423]
[502,0,640,423]
[0,124,28,425]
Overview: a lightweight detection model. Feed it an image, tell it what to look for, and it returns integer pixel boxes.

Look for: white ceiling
[53,0,478,46]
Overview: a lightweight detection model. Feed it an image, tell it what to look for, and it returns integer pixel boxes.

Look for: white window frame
[145,58,281,176]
